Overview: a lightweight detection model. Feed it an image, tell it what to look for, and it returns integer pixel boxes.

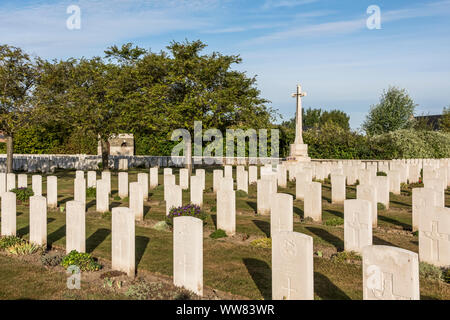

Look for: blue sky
[1,0,450,129]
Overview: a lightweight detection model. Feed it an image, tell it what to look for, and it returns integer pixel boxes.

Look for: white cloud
[262,0,318,10]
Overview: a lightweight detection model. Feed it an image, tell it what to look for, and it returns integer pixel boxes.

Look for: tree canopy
[363,86,417,135]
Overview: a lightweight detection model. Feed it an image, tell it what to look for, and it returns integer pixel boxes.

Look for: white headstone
[17,174,27,188]
[249,166,258,185]
[357,184,378,227]
[74,178,86,208]
[213,170,223,193]
[419,206,450,267]
[272,231,314,300]
[137,173,149,201]
[166,184,182,216]
[190,175,203,207]
[375,176,390,210]
[344,199,372,254]
[66,200,86,253]
[1,192,16,236]
[331,174,346,204]
[47,176,58,208]
[129,182,143,221]
[179,168,189,190]
[6,173,15,191]
[217,190,236,235]
[29,195,47,246]
[173,216,203,296]
[96,179,109,213]
[270,193,293,236]
[362,245,419,300]
[257,179,274,215]
[118,172,128,199]
[112,207,135,277]
[87,171,96,188]
[101,171,111,195]
[304,182,322,222]
[150,167,159,189]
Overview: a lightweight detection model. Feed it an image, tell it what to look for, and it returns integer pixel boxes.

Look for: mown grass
[1,167,449,300]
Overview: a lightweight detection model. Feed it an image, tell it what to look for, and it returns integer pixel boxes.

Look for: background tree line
[1,42,449,172]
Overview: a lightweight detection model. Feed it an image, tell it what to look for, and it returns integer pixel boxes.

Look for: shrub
[376,171,387,176]
[377,203,386,210]
[41,251,64,266]
[210,229,227,239]
[61,250,102,272]
[442,269,450,284]
[7,242,40,255]
[86,187,96,198]
[165,204,207,227]
[11,187,34,202]
[324,217,344,226]
[152,221,170,232]
[0,236,24,250]
[235,190,248,197]
[419,262,442,281]
[250,238,272,249]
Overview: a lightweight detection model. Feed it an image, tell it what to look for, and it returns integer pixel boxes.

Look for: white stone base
[285,143,311,163]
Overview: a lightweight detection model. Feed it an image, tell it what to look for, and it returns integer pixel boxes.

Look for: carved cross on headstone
[282,277,297,300]
[347,212,369,247]
[423,220,448,261]
[372,272,409,300]
[291,84,307,145]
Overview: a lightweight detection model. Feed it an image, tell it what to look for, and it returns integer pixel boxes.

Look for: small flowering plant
[11,187,34,203]
[165,204,207,227]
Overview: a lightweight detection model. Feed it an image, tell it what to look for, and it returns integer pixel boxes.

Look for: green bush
[11,187,34,202]
[61,250,102,272]
[41,251,65,267]
[6,241,40,255]
[210,229,227,239]
[86,187,96,198]
[376,171,387,176]
[324,217,344,226]
[250,238,272,249]
[443,269,450,284]
[0,236,25,250]
[377,203,386,210]
[236,190,248,197]
[419,262,442,281]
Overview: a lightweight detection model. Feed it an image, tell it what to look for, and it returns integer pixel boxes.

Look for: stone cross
[291,84,307,145]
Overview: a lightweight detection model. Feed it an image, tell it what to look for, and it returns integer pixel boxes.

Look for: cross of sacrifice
[291,84,307,145]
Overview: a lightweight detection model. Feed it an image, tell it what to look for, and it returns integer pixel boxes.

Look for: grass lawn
[0,167,449,300]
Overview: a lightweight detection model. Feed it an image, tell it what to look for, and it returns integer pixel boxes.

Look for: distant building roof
[414,114,442,130]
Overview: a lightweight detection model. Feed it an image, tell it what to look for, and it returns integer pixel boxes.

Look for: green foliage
[152,221,170,232]
[331,251,362,263]
[377,171,387,176]
[41,251,64,267]
[236,190,248,197]
[165,204,207,227]
[377,203,386,210]
[0,236,25,250]
[61,250,102,272]
[324,217,344,226]
[440,106,450,132]
[250,238,272,249]
[86,187,96,198]
[6,241,40,255]
[303,108,350,130]
[419,262,443,281]
[210,229,228,239]
[443,268,450,284]
[363,86,417,135]
[11,187,34,202]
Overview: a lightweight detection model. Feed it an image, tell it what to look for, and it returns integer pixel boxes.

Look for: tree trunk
[6,135,13,173]
[101,138,109,171]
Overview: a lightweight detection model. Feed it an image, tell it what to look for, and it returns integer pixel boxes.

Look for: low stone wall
[0,154,284,173]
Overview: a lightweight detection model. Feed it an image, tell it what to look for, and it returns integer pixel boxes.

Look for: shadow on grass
[210,214,217,229]
[373,236,395,246]
[293,206,304,219]
[314,272,351,300]
[144,206,151,218]
[306,227,344,251]
[17,225,29,237]
[325,209,343,219]
[252,220,270,238]
[86,199,96,210]
[136,235,150,267]
[86,228,111,253]
[246,201,257,213]
[48,225,66,247]
[378,215,411,231]
[391,200,411,208]
[243,258,271,300]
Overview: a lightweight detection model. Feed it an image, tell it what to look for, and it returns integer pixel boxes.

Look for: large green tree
[363,86,417,135]
[302,108,350,130]
[441,106,450,132]
[0,45,35,172]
